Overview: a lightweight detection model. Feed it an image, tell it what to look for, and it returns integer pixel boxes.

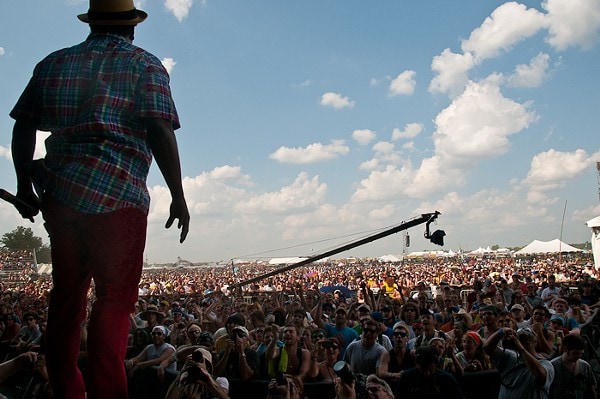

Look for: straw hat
[78,0,147,25]
[454,308,473,328]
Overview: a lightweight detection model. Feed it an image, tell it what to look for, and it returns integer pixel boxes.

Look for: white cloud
[320,92,355,109]
[402,142,415,151]
[352,75,538,202]
[507,53,551,88]
[522,148,598,192]
[236,172,327,213]
[389,70,416,96]
[543,0,600,50]
[429,49,474,97]
[0,47,5,56]
[34,131,51,159]
[392,123,423,141]
[270,139,350,164]
[358,159,379,171]
[352,129,376,145]
[161,57,177,75]
[164,0,194,22]
[369,77,382,87]
[572,204,600,222]
[433,75,537,164]
[461,2,547,61]
[368,204,395,220]
[0,146,10,160]
[372,141,402,165]
[291,79,313,88]
[207,165,252,184]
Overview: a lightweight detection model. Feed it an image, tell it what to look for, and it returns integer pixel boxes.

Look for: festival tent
[586,216,600,270]
[378,254,400,262]
[467,246,493,256]
[514,239,582,255]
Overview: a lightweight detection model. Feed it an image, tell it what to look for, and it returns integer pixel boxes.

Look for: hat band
[87,9,139,21]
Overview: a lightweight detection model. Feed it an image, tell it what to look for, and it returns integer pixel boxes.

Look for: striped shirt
[10,33,179,214]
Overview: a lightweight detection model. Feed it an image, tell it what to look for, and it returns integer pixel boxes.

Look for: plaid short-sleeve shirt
[10,33,180,214]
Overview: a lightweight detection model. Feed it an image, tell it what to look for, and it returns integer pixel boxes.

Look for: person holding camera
[266,373,306,399]
[483,326,554,398]
[213,326,258,381]
[166,347,229,399]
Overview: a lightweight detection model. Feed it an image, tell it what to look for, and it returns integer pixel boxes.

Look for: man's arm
[144,118,189,243]
[11,118,40,221]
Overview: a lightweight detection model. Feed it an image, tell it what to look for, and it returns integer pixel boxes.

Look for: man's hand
[166,196,189,243]
[12,189,40,222]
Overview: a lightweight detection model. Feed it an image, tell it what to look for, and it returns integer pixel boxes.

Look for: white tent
[378,254,400,262]
[467,246,492,256]
[514,239,582,255]
[586,216,600,270]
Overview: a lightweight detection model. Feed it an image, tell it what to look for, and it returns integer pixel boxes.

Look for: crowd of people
[0,250,598,398]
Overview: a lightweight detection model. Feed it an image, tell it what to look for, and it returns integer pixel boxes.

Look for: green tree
[37,244,52,263]
[1,226,43,252]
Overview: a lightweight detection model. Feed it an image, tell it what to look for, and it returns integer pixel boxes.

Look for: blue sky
[1,0,599,263]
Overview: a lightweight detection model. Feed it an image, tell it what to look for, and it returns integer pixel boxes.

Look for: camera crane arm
[231,211,442,291]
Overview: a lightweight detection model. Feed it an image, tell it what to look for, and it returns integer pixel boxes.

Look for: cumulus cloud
[507,53,551,88]
[359,159,379,171]
[352,129,376,145]
[207,165,252,184]
[270,139,350,164]
[389,70,416,96]
[165,0,194,22]
[461,2,547,61]
[433,75,537,164]
[429,49,474,97]
[352,75,538,202]
[0,47,5,56]
[161,58,177,74]
[543,0,600,50]
[236,172,327,213]
[392,123,423,141]
[522,148,598,192]
[320,92,355,109]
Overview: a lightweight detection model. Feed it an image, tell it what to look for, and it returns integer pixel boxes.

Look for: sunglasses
[393,331,408,337]
[232,331,247,339]
[363,328,377,335]
[517,327,535,336]
[322,341,340,350]
[533,312,546,317]
[151,332,164,336]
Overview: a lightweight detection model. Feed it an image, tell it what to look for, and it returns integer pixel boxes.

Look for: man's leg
[85,207,147,399]
[43,198,91,399]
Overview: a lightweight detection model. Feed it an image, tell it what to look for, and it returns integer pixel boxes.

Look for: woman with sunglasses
[376,323,415,384]
[308,337,341,382]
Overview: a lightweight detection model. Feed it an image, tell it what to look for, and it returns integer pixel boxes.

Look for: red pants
[42,196,147,399]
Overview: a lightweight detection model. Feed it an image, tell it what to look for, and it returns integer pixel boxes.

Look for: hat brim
[77,10,147,25]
